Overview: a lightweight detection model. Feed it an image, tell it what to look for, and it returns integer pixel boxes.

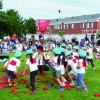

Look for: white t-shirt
[7,57,20,71]
[16,44,23,51]
[72,56,78,67]
[26,58,38,72]
[60,64,65,75]
[86,48,93,59]
[68,59,77,71]
[77,59,85,74]
[4,42,7,48]
[44,53,50,62]
[73,52,79,59]
[52,57,60,70]
[33,52,42,65]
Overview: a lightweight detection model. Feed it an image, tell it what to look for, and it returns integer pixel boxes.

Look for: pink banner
[37,19,50,33]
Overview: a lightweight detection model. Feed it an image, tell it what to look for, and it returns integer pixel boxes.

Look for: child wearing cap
[3,51,22,86]
[33,46,50,75]
[76,50,88,92]
[65,44,72,52]
[60,48,67,86]
[72,46,79,59]
[48,48,64,91]
[23,50,38,93]
[65,50,78,86]
[2,58,9,71]
[86,44,96,71]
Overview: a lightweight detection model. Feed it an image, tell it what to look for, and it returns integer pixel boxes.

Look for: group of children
[1,42,96,94]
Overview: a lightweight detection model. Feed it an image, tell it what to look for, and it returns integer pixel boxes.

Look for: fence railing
[82,29,100,34]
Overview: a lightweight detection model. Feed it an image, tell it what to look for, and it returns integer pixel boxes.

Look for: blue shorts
[7,70,16,79]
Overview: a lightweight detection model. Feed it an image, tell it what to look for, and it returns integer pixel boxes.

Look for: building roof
[50,13,100,25]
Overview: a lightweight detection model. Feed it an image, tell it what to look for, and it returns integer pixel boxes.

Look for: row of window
[54,22,93,29]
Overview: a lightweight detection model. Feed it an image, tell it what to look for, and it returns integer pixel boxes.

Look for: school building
[36,13,100,34]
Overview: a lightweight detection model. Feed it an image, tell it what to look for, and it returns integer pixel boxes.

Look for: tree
[6,9,24,37]
[24,18,36,34]
[58,31,65,37]
[0,11,9,39]
[0,0,3,10]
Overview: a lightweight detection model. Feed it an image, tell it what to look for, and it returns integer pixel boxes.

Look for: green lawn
[0,52,100,100]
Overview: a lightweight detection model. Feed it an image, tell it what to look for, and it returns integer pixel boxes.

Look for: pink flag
[37,19,50,33]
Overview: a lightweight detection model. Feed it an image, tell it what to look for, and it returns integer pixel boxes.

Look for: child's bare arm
[3,61,10,69]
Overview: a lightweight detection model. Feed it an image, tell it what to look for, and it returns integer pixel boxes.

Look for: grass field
[0,52,100,100]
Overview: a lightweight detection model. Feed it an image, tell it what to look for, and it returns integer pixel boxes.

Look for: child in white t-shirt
[48,48,64,91]
[23,50,38,94]
[76,50,88,92]
[3,51,22,86]
[65,50,78,86]
[86,44,96,71]
[73,46,79,59]
[16,42,23,51]
[59,48,67,86]
[96,46,100,59]
[2,58,9,71]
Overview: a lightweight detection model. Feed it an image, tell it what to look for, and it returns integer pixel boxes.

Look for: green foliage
[0,9,24,37]
[0,11,9,37]
[6,9,24,37]
[58,31,65,37]
[23,18,36,34]
[0,0,3,10]
[0,1,36,38]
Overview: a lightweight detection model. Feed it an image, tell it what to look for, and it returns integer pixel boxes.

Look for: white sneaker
[62,82,65,87]
[69,81,74,86]
[92,67,96,71]
[86,67,88,71]
[64,79,67,82]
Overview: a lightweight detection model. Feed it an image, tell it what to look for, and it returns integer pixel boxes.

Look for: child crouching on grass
[3,51,22,87]
[59,47,67,86]
[65,50,78,86]
[76,50,88,92]
[23,50,38,94]
[48,48,64,91]
[2,58,9,71]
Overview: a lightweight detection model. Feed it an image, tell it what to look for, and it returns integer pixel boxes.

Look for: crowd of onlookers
[0,33,100,55]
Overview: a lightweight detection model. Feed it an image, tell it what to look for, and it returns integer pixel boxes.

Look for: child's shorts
[7,70,16,79]
[52,70,61,78]
[70,70,78,76]
[60,65,65,75]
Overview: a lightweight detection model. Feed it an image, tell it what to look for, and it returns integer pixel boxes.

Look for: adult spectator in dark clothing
[91,33,95,42]
[75,38,79,45]
[85,34,89,41]
[39,34,42,42]
[71,37,75,43]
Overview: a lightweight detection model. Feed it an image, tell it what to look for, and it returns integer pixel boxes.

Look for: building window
[72,23,75,28]
[64,24,68,29]
[59,24,62,29]
[87,22,93,28]
[80,23,84,28]
[54,24,62,29]
[54,25,58,29]
[54,25,55,29]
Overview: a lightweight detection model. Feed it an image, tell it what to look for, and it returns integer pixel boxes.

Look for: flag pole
[42,32,45,77]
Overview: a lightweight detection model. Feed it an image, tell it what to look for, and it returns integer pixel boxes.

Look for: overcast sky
[2,0,100,19]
